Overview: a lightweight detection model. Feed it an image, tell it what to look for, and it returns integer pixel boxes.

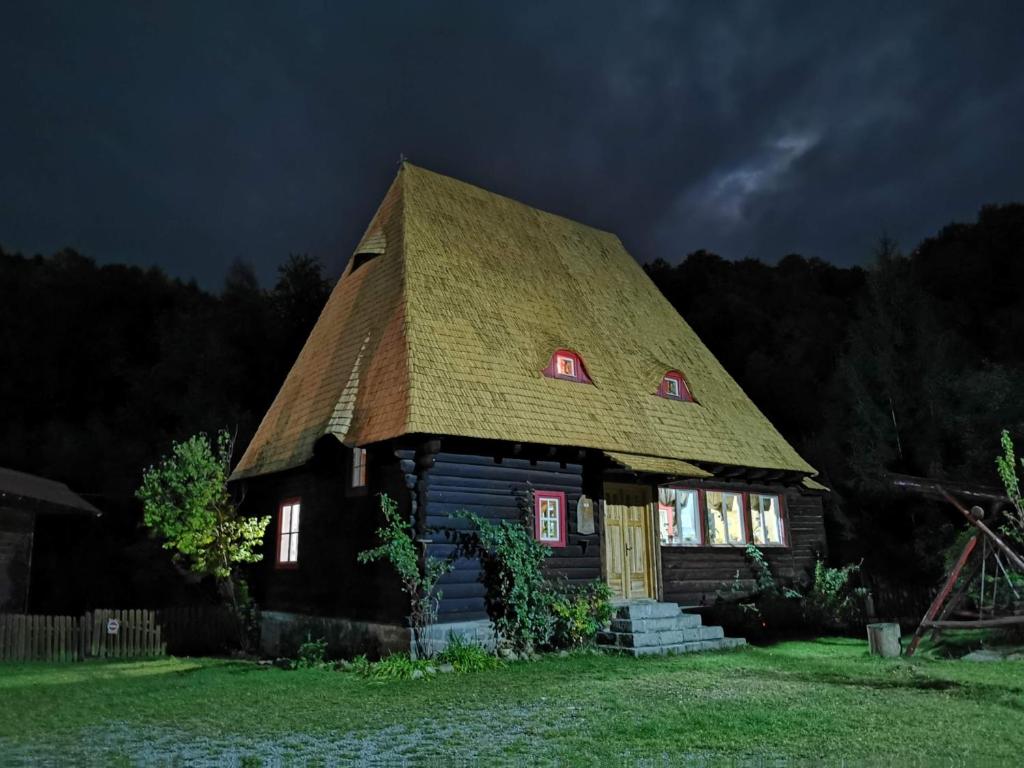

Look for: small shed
[0,466,101,612]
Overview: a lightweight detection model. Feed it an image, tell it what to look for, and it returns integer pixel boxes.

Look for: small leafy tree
[136,430,268,647]
[358,494,453,659]
[996,429,1024,543]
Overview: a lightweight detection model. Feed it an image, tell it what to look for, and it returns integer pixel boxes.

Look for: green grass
[2,639,1023,765]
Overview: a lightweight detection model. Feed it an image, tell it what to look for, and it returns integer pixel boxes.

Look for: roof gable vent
[351,229,387,273]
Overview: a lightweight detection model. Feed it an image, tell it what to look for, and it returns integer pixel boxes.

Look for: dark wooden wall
[660,486,827,607]
[239,439,408,625]
[420,442,602,623]
[0,508,34,612]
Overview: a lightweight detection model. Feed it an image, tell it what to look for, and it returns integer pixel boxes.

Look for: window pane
[279,533,291,563]
[658,488,677,544]
[759,495,782,545]
[281,505,292,535]
[678,490,700,543]
[706,492,726,544]
[707,492,744,545]
[290,504,300,535]
[289,532,300,562]
[724,493,744,543]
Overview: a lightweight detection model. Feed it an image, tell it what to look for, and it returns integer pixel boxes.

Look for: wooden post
[867,622,902,657]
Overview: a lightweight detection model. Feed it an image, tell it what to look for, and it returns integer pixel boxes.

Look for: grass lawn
[2,638,1023,765]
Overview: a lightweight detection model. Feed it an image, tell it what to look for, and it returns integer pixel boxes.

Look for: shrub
[359,493,454,659]
[295,634,328,668]
[803,559,870,629]
[364,653,436,681]
[454,504,554,654]
[549,581,613,649]
[436,634,503,672]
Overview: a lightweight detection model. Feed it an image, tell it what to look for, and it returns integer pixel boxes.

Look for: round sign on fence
[106,618,120,635]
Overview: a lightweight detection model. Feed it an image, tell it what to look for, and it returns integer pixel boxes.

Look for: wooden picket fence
[0,609,165,662]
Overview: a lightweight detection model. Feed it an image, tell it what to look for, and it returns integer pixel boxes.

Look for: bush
[803,560,870,629]
[549,581,613,649]
[436,634,503,672]
[359,494,454,659]
[454,506,554,653]
[294,634,328,668]
[709,546,870,640]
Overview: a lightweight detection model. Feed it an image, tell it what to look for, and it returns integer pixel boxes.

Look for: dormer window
[543,349,592,384]
[659,371,693,401]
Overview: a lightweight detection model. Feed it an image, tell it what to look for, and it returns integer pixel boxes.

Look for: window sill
[660,543,790,552]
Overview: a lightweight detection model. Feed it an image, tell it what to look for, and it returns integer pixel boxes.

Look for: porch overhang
[604,451,711,479]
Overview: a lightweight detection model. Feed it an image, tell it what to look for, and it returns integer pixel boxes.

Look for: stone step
[605,637,747,657]
[598,627,702,648]
[610,613,702,634]
[613,601,682,620]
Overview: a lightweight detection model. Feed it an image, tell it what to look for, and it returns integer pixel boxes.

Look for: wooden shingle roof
[231,163,815,480]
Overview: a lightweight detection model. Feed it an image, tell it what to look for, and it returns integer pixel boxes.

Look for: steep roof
[232,163,815,480]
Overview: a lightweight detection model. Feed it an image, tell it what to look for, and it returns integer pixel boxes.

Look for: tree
[136,429,268,646]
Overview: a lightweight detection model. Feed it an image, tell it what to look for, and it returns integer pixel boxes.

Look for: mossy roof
[232,164,816,480]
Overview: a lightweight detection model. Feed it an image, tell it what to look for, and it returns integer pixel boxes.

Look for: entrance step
[598,601,744,657]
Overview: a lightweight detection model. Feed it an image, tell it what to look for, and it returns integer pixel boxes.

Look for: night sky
[3,2,1022,288]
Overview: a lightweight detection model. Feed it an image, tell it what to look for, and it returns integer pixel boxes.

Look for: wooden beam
[925,616,1024,629]
[906,534,978,657]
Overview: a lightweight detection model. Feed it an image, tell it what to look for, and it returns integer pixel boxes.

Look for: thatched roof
[232,163,815,481]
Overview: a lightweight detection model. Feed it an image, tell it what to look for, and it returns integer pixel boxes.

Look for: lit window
[556,354,576,378]
[658,487,701,545]
[706,491,745,545]
[277,499,301,566]
[351,447,367,488]
[543,349,592,384]
[659,371,693,401]
[751,494,785,546]
[534,490,567,547]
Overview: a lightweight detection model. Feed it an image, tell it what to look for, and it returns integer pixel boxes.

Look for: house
[231,163,827,656]
[0,466,101,612]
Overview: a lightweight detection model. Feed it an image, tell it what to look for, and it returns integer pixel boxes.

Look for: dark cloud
[2,1,1022,286]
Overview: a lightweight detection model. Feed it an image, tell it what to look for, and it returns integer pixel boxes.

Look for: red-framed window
[534,490,567,547]
[542,349,592,384]
[658,371,694,401]
[657,486,787,548]
[276,498,301,568]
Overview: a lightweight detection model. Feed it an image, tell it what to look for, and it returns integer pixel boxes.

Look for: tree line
[3,202,1023,608]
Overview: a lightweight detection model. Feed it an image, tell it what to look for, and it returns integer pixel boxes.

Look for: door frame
[601,482,661,601]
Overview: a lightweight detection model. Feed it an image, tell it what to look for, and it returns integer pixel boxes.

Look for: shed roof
[0,466,101,516]
[232,163,816,481]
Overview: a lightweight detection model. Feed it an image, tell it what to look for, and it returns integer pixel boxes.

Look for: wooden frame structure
[890,475,1024,656]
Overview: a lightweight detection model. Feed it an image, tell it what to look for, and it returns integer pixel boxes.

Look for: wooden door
[603,483,656,600]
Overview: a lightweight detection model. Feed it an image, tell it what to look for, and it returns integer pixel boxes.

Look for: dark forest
[4,203,1024,610]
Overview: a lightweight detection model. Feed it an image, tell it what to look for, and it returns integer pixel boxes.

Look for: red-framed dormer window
[534,490,567,547]
[658,371,693,401]
[276,498,301,569]
[543,349,592,384]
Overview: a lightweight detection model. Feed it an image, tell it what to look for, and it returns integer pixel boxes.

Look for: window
[658,486,788,548]
[658,371,693,401]
[543,349,592,384]
[705,491,746,545]
[351,447,367,488]
[277,499,301,567]
[658,487,701,545]
[534,490,567,547]
[750,494,785,546]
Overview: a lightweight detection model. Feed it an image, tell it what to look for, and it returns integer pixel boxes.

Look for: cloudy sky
[2,1,1022,287]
